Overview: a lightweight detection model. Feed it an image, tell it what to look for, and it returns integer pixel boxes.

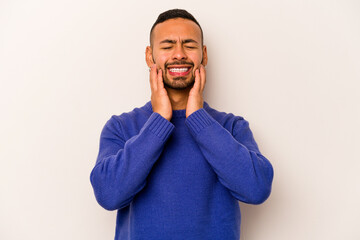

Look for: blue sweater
[90,101,273,240]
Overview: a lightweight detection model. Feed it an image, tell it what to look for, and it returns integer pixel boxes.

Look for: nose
[172,45,187,60]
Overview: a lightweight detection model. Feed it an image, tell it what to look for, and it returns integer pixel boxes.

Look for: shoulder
[111,102,151,124]
[204,102,260,152]
[104,102,153,139]
[204,101,247,134]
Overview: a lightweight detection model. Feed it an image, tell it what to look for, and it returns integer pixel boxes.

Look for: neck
[165,87,190,110]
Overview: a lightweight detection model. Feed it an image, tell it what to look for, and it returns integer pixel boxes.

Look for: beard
[162,61,195,90]
[163,73,195,90]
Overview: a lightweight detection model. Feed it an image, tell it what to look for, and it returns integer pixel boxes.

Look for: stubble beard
[152,56,196,90]
[163,71,195,90]
[163,60,195,90]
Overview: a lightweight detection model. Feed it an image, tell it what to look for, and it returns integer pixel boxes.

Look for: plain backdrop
[1,0,359,239]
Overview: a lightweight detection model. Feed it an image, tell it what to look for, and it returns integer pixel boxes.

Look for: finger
[192,69,201,93]
[150,64,157,91]
[199,65,206,92]
[157,69,164,90]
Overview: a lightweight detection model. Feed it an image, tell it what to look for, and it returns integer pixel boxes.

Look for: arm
[90,112,174,211]
[185,109,274,204]
[91,63,175,211]
[185,65,273,204]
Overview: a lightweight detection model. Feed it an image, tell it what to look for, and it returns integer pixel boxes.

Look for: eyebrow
[159,39,199,44]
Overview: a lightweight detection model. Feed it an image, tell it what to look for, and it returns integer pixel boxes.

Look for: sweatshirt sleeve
[185,108,274,205]
[90,112,174,211]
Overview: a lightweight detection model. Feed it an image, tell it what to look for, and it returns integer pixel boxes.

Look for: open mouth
[167,66,192,77]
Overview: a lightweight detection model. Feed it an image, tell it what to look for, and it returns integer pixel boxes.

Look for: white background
[1,0,359,239]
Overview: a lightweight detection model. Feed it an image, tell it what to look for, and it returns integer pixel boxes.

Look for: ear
[201,45,208,66]
[145,46,154,67]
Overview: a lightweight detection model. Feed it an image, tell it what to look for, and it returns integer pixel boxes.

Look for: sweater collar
[144,101,210,119]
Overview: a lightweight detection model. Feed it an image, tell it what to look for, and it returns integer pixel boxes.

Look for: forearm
[186,109,274,204]
[90,112,174,210]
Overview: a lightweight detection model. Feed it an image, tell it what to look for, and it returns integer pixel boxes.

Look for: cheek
[189,52,203,65]
[155,55,169,69]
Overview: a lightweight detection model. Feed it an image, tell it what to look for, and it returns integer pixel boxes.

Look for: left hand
[186,65,206,118]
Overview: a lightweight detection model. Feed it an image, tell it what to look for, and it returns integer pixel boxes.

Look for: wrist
[155,111,172,121]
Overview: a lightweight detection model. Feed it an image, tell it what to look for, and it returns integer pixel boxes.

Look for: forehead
[152,18,202,44]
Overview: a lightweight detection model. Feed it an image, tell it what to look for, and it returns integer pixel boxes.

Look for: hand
[186,65,206,118]
[149,64,172,121]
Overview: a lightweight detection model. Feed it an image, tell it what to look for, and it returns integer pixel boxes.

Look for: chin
[164,77,195,90]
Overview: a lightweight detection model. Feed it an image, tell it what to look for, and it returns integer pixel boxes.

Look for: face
[146,18,207,90]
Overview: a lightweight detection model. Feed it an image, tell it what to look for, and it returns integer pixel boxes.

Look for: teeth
[169,68,189,73]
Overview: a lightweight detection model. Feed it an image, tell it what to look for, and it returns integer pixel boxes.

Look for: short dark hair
[150,9,204,46]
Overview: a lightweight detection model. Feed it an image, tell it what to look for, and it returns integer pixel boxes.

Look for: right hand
[149,64,172,121]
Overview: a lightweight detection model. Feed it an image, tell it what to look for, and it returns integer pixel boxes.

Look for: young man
[90,9,274,240]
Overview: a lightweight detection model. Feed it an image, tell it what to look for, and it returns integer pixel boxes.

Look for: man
[90,9,274,240]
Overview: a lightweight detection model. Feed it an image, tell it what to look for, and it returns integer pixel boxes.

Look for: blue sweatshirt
[90,101,273,240]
